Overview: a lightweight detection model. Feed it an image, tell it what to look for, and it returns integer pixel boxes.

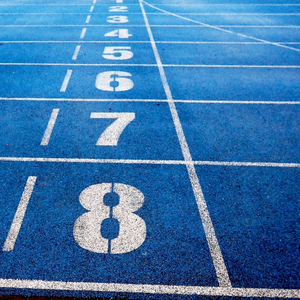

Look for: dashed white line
[2,176,37,252]
[60,70,73,92]
[89,6,94,13]
[93,0,96,3]
[80,27,87,39]
[40,109,59,146]
[85,15,91,24]
[72,45,81,60]
[139,0,232,288]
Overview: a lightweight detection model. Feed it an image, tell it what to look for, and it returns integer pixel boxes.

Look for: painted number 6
[95,71,134,92]
[73,183,146,254]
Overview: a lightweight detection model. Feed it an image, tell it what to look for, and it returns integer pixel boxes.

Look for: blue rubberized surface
[0,0,299,299]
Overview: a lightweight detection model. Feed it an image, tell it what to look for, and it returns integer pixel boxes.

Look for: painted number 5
[73,183,146,254]
[95,71,134,92]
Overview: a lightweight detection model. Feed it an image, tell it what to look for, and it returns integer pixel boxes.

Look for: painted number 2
[73,183,146,254]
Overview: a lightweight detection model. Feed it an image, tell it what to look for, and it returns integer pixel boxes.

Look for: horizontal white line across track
[1,12,300,15]
[0,156,299,168]
[0,279,299,298]
[1,63,300,68]
[1,97,300,105]
[1,41,299,45]
[1,24,300,27]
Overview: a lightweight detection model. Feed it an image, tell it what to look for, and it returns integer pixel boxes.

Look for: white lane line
[85,15,91,24]
[80,28,87,39]
[1,63,300,68]
[0,63,157,66]
[0,279,299,298]
[93,0,96,3]
[0,97,167,102]
[116,0,124,3]
[2,177,37,252]
[0,41,151,43]
[40,109,59,146]
[175,100,300,105]
[142,1,300,54]
[168,13,300,15]
[1,97,300,105]
[1,41,300,45]
[72,45,81,60]
[0,25,146,27]
[60,70,73,92]
[194,161,300,168]
[139,0,232,288]
[90,6,94,12]
[0,157,185,165]
[0,157,299,168]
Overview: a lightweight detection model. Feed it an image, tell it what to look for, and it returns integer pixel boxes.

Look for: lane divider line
[142,0,300,54]
[40,109,60,146]
[139,0,232,288]
[2,177,37,252]
[80,27,87,39]
[72,45,81,60]
[60,70,73,92]
[90,6,94,13]
[85,15,91,24]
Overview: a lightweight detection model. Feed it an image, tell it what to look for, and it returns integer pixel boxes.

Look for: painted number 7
[91,112,135,146]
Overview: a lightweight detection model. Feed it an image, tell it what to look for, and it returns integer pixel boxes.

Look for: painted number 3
[73,183,146,254]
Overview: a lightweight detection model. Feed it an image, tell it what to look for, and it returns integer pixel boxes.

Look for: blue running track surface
[0,0,299,299]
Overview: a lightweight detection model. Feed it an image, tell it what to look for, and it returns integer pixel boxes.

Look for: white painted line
[0,63,157,66]
[93,0,96,3]
[1,97,300,105]
[142,1,300,54]
[0,97,167,103]
[1,63,300,68]
[0,279,299,298]
[175,99,300,105]
[116,0,123,3]
[72,45,81,60]
[0,25,146,27]
[85,15,91,24]
[172,13,300,15]
[1,41,300,45]
[60,70,72,93]
[139,0,231,288]
[193,161,300,168]
[40,109,59,146]
[0,156,185,165]
[80,28,87,39]
[89,6,94,13]
[2,176,37,252]
[0,156,299,168]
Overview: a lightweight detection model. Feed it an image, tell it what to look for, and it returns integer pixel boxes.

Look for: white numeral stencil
[109,6,128,12]
[95,71,134,92]
[107,16,128,23]
[104,29,132,39]
[73,183,146,254]
[90,112,135,146]
[103,46,133,60]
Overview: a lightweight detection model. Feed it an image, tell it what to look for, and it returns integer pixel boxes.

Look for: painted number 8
[73,183,146,254]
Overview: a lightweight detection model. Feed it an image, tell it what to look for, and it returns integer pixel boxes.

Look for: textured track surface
[0,0,299,299]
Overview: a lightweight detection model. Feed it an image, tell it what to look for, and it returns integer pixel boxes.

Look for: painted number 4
[73,183,146,254]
